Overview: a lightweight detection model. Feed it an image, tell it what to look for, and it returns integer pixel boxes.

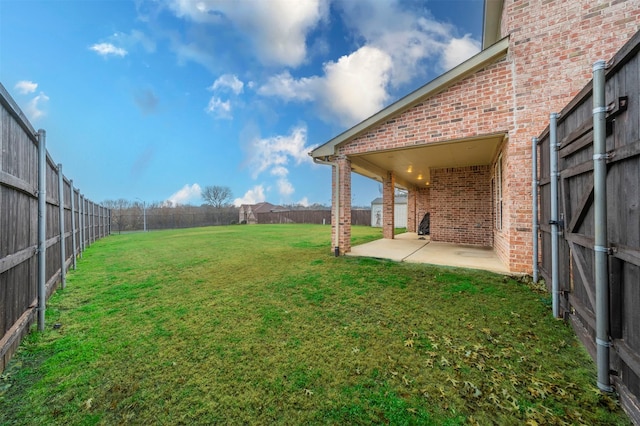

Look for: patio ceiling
[349,133,506,189]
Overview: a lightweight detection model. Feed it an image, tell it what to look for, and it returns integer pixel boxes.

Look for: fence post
[92,202,95,243]
[549,112,560,318]
[70,181,77,270]
[593,59,612,393]
[88,201,93,244]
[532,137,539,283]
[93,202,96,243]
[83,196,87,250]
[57,164,66,289]
[79,195,85,255]
[37,129,47,332]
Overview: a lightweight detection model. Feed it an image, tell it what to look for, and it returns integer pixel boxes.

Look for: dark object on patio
[418,213,430,235]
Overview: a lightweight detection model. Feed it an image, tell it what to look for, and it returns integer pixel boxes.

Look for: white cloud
[259,46,392,127]
[270,166,289,177]
[205,97,232,119]
[171,38,217,70]
[90,30,153,59]
[247,125,313,179]
[117,29,156,53]
[441,34,481,70]
[15,80,37,94]
[233,185,266,207]
[205,74,244,120]
[90,42,128,57]
[257,0,481,127]
[277,178,295,197]
[210,74,244,95]
[320,46,392,125]
[166,183,202,206]
[258,71,318,101]
[25,92,50,121]
[297,197,310,207]
[167,0,327,67]
[240,126,315,202]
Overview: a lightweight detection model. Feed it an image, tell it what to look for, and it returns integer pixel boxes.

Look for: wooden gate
[538,32,640,422]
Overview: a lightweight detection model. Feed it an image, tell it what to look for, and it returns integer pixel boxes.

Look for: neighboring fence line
[0,83,110,373]
[111,205,238,232]
[536,31,640,423]
[257,209,371,226]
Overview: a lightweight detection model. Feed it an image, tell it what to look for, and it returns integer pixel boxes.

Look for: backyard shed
[371,196,407,228]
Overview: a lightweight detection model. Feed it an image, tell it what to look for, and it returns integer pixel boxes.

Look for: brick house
[310,0,640,273]
[238,202,282,224]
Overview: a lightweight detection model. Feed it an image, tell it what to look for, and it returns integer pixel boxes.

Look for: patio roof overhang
[348,133,506,189]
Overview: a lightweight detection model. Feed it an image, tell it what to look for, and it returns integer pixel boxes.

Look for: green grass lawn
[0,224,630,425]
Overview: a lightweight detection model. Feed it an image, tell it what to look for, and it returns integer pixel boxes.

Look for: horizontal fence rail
[257,209,371,226]
[0,83,110,372]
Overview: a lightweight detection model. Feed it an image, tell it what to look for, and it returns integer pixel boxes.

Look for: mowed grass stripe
[0,225,630,425]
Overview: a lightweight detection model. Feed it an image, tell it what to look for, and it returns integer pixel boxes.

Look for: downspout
[334,160,340,256]
[313,156,340,256]
[532,137,539,283]
[549,112,560,318]
[593,59,612,392]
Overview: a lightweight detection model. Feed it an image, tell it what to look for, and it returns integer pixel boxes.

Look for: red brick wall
[415,187,430,231]
[407,190,417,232]
[331,156,352,254]
[338,58,513,156]
[382,172,395,239]
[430,166,493,246]
[500,0,640,272]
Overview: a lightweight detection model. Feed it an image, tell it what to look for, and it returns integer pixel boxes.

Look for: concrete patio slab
[347,232,510,274]
[347,234,429,261]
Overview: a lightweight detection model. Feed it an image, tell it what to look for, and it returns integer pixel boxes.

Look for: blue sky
[0,0,484,207]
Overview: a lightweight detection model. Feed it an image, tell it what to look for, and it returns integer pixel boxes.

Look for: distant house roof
[240,202,284,213]
[371,196,408,205]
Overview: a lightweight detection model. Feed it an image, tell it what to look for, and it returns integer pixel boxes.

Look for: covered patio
[347,232,510,274]
[310,37,513,271]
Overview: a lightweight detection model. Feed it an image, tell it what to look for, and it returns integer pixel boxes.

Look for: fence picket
[0,83,110,372]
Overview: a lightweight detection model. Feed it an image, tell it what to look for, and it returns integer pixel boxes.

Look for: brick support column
[407,188,417,233]
[331,156,352,255]
[382,171,395,239]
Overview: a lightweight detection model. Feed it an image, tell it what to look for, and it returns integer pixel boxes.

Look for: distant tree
[202,185,233,208]
[102,198,132,233]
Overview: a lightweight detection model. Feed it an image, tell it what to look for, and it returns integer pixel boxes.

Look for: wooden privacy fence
[256,209,371,226]
[537,32,640,422]
[111,206,238,233]
[0,83,110,372]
